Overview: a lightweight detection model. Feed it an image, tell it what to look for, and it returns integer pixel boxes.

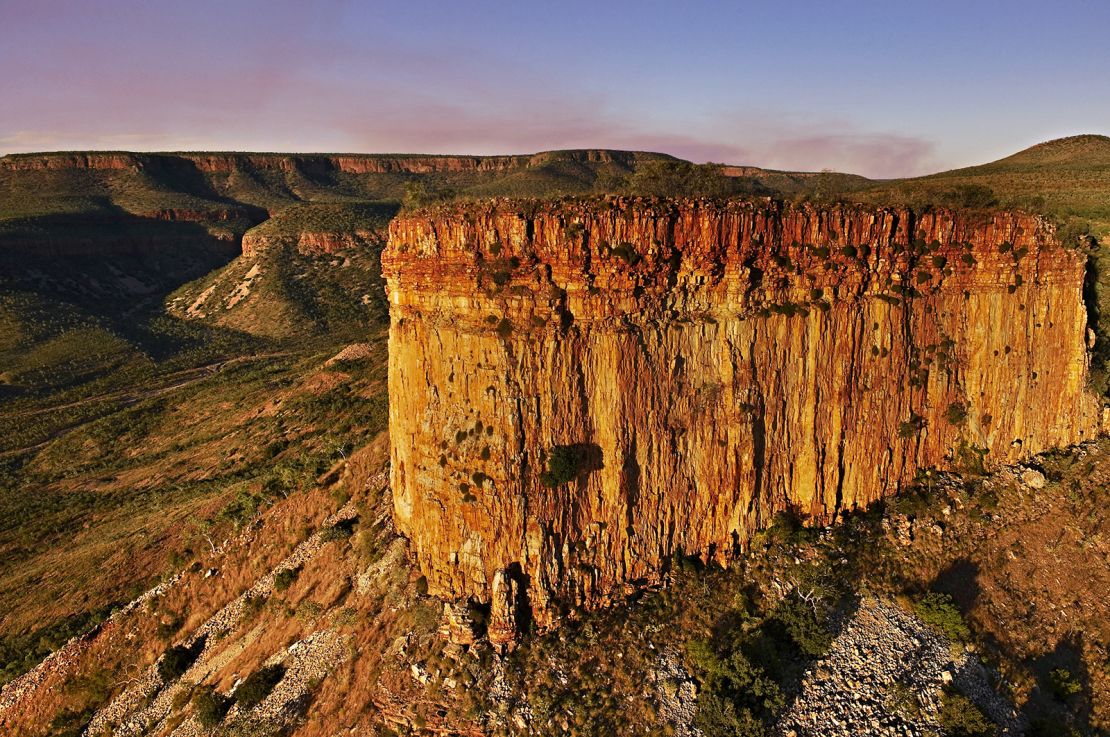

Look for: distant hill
[859,134,1110,237]
[0,147,853,381]
[2,137,1107,400]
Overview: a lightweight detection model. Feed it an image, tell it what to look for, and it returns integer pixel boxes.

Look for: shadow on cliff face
[506,562,535,635]
[1083,250,1110,395]
[0,210,260,372]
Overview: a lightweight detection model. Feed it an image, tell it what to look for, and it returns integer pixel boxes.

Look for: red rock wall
[385,197,1102,641]
[240,229,382,257]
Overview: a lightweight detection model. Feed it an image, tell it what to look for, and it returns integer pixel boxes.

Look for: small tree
[914,592,970,642]
[944,401,969,426]
[158,640,203,682]
[938,689,994,737]
[234,663,286,709]
[273,566,301,592]
[192,685,230,727]
[1048,667,1083,700]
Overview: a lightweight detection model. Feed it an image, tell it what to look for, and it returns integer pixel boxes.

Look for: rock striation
[382,197,1104,643]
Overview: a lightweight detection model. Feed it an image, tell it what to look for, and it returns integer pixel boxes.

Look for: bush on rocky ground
[157,638,205,682]
[192,685,231,727]
[914,592,970,643]
[937,689,994,737]
[234,663,286,709]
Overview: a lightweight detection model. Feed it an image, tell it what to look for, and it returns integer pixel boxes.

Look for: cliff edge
[382,197,1104,645]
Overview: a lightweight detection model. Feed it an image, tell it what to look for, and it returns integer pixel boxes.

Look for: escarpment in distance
[383,197,1105,644]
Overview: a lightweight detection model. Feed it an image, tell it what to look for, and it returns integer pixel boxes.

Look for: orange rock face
[382,197,1104,643]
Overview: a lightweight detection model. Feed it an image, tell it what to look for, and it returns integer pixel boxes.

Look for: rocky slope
[383,197,1105,644]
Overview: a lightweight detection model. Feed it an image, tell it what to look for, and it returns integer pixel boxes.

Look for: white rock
[1020,468,1046,489]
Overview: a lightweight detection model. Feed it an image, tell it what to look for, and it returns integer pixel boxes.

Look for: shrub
[694,689,770,737]
[540,445,584,487]
[914,592,970,642]
[192,685,231,727]
[157,639,204,682]
[937,689,994,737]
[944,402,969,426]
[686,637,784,737]
[954,442,989,476]
[768,595,833,658]
[898,413,926,438]
[220,488,265,527]
[840,245,858,258]
[623,160,740,198]
[234,663,286,709]
[939,185,998,210]
[273,566,301,592]
[766,509,818,546]
[1047,667,1083,700]
[320,517,355,543]
[610,242,641,265]
[496,318,513,338]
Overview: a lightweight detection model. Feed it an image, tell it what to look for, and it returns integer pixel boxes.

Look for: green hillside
[860,134,1110,237]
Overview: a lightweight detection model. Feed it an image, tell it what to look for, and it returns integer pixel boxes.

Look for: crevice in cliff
[746,340,768,528]
[505,562,534,634]
[1082,250,1109,394]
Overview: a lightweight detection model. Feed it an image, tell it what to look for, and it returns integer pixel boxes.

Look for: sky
[1,0,1108,178]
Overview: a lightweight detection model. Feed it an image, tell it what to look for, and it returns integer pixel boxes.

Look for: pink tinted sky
[1,0,1108,178]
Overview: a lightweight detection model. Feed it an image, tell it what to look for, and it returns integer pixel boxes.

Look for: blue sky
[1,0,1107,176]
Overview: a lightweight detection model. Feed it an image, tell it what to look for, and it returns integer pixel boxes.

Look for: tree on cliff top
[623,161,743,198]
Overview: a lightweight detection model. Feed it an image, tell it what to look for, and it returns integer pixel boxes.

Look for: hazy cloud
[756,132,936,179]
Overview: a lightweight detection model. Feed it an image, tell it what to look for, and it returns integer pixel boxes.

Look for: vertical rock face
[383,197,1103,641]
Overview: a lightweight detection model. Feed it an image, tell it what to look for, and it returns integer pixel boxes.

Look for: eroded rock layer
[382,197,1104,639]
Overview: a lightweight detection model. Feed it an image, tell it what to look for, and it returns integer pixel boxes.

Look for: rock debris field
[776,598,1021,737]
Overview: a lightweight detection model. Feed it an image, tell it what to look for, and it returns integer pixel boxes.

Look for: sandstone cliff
[240,228,381,257]
[0,149,659,176]
[383,197,1105,643]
